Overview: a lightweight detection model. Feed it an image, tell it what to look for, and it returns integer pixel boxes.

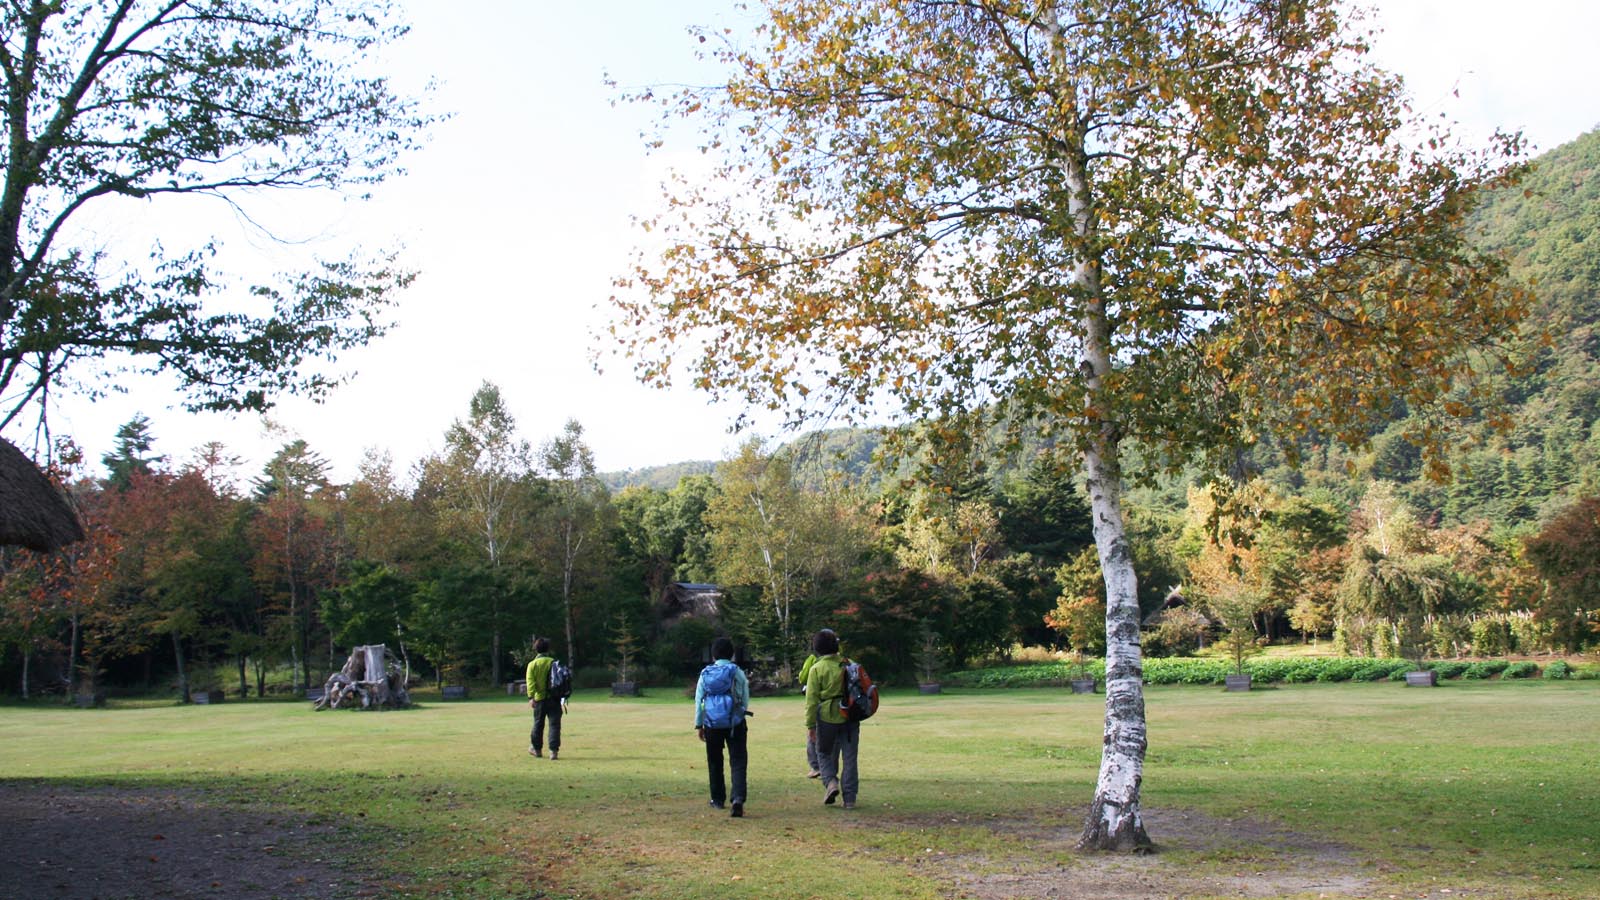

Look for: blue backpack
[699,664,738,729]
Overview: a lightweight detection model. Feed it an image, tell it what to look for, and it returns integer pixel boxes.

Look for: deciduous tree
[0,1,428,434]
[1523,496,1600,652]
[615,0,1527,849]
[434,382,534,684]
[250,439,339,693]
[536,419,610,668]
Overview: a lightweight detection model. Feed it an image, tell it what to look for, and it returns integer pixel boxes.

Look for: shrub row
[944,656,1575,688]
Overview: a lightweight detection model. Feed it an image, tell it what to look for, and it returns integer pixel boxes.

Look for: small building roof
[0,437,85,552]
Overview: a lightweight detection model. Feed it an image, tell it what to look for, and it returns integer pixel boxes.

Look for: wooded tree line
[4,379,1596,702]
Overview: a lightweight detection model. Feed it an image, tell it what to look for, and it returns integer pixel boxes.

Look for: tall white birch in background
[439,381,531,686]
[538,419,607,668]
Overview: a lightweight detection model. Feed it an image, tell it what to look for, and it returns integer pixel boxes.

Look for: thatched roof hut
[0,437,85,552]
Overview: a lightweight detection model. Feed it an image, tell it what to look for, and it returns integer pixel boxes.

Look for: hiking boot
[709,800,725,810]
[824,780,840,805]
[731,802,744,818]
[529,746,542,758]
[549,749,559,760]
[842,799,856,810]
[806,770,821,779]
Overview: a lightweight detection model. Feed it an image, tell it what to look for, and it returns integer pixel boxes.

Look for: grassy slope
[2,683,1597,899]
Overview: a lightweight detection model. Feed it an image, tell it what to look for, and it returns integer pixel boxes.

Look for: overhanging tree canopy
[612,0,1526,850]
[0,0,429,434]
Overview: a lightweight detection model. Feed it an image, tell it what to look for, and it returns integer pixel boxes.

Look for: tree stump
[313,645,411,710]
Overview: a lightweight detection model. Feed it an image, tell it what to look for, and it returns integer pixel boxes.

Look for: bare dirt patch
[0,782,384,900]
[884,807,1378,900]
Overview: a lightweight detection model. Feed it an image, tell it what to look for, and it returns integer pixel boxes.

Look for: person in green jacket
[796,628,836,779]
[525,637,563,759]
[803,628,858,809]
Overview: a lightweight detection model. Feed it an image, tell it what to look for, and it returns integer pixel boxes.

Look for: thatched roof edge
[0,437,85,552]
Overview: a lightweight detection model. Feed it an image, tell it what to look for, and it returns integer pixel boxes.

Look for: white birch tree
[612,0,1527,850]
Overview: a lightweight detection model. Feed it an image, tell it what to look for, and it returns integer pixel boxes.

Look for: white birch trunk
[1056,98,1152,849]
[67,609,80,695]
[172,632,189,703]
[1077,438,1151,851]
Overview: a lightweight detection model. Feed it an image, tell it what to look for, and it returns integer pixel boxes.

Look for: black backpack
[547,659,573,700]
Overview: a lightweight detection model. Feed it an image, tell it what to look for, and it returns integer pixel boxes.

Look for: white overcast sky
[39,0,1600,483]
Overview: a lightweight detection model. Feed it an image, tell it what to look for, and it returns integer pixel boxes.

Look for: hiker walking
[803,628,859,809]
[797,628,836,779]
[695,636,751,817]
[525,637,567,759]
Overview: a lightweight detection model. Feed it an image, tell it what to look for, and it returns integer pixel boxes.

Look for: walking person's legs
[531,702,547,756]
[546,699,563,758]
[728,722,748,814]
[839,719,860,807]
[816,720,842,804]
[704,727,729,807]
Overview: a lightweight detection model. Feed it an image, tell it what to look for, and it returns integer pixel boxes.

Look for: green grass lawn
[3,681,1597,899]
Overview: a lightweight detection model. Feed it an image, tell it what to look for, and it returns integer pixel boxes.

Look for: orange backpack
[838,659,879,721]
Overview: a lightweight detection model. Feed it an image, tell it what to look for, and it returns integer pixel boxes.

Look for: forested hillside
[1247,127,1600,529]
[622,129,1600,532]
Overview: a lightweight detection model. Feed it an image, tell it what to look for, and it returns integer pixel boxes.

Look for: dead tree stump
[313,644,411,710]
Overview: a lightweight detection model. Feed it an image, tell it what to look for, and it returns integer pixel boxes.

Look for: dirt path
[898,807,1381,900]
[0,783,382,900]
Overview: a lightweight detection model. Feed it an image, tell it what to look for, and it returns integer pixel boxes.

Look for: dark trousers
[704,721,748,806]
[531,698,563,752]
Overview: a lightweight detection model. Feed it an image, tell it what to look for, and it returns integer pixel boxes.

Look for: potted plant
[915,621,942,694]
[609,612,641,696]
[73,660,106,708]
[1340,545,1454,687]
[439,661,468,700]
[1186,530,1269,692]
[1398,596,1437,686]
[1211,590,1266,691]
[1068,649,1097,694]
[1045,575,1105,694]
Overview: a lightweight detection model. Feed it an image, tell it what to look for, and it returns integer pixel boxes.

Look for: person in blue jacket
[695,636,751,817]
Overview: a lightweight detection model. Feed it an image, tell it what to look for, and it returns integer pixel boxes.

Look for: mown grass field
[2,679,1597,899]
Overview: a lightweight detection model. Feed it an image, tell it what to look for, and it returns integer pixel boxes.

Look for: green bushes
[944,662,1081,689]
[1503,661,1539,679]
[1144,658,1231,685]
[1543,660,1572,680]
[1462,660,1509,679]
[946,655,1583,687]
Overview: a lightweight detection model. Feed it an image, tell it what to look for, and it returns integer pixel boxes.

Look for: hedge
[943,656,1573,688]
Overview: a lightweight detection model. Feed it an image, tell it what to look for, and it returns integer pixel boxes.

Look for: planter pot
[918,682,942,695]
[441,685,469,700]
[191,690,225,704]
[1069,677,1097,694]
[1405,670,1438,687]
[1224,673,1253,692]
[611,681,639,697]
